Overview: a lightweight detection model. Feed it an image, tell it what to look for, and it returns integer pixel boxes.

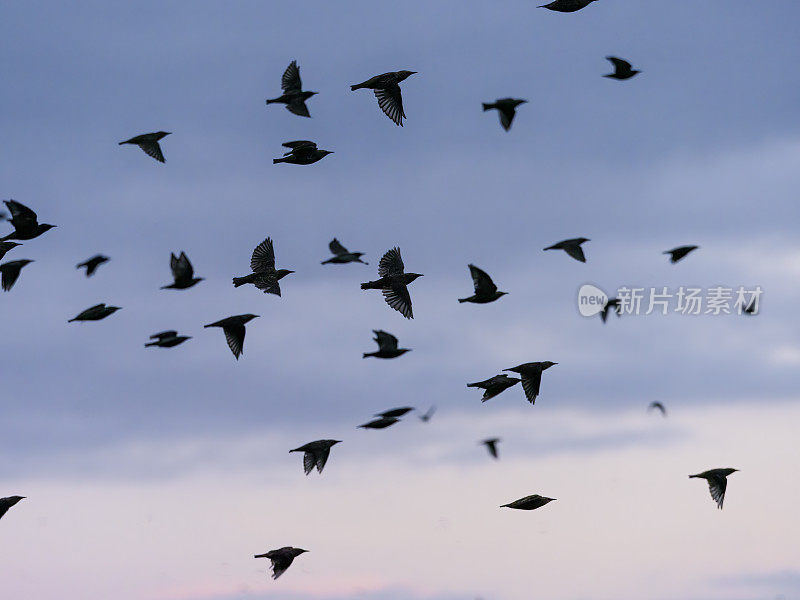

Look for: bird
[361,247,422,319]
[0,241,22,261]
[689,468,738,509]
[418,406,436,422]
[204,314,259,360]
[350,70,417,126]
[375,407,414,419]
[467,374,521,402]
[648,401,667,416]
[273,140,333,165]
[145,330,191,348]
[741,298,758,315]
[0,259,33,291]
[503,362,557,404]
[321,238,368,265]
[290,440,341,475]
[363,330,411,359]
[0,496,25,521]
[118,131,171,163]
[233,238,294,296]
[604,56,640,80]
[539,0,598,12]
[76,255,109,277]
[600,298,621,323]
[482,438,500,459]
[501,495,556,510]
[254,547,308,580]
[161,252,204,290]
[358,416,400,430]
[1,200,56,241]
[664,245,698,263]
[544,238,590,263]
[482,98,527,131]
[459,264,507,304]
[266,60,317,117]
[68,304,121,322]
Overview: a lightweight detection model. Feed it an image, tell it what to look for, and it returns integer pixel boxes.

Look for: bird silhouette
[119,131,171,163]
[273,140,333,165]
[418,406,436,422]
[501,495,556,510]
[604,56,640,80]
[1,200,56,241]
[482,438,500,459]
[664,245,698,263]
[204,314,259,359]
[290,440,341,475]
[361,247,422,319]
[482,98,527,131]
[539,0,598,12]
[375,407,414,418]
[503,362,557,404]
[161,252,203,290]
[459,264,507,304]
[145,331,191,348]
[266,60,317,117]
[321,238,368,265]
[690,468,738,509]
[0,259,33,291]
[0,241,22,261]
[600,298,621,323]
[68,304,121,322]
[648,401,667,416]
[544,238,590,263]
[358,416,400,430]
[351,70,417,126]
[76,255,109,277]
[233,238,294,296]
[254,546,308,580]
[0,496,25,521]
[467,374,521,402]
[363,330,411,359]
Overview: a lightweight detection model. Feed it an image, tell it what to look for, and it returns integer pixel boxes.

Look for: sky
[1,1,800,599]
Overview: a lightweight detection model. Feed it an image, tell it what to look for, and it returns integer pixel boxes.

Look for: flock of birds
[1,0,746,585]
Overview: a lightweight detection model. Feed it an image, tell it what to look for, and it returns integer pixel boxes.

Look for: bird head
[276,269,295,278]
[17,259,34,267]
[496,291,509,298]
[576,238,590,244]
[39,224,57,233]
[407,273,423,282]
[108,306,122,313]
[241,314,260,323]
[3,242,22,248]
[512,99,528,107]
[723,468,739,476]
[156,131,172,139]
[319,150,334,157]
[396,70,417,81]
[5,496,25,504]
[292,548,309,556]
[541,361,558,370]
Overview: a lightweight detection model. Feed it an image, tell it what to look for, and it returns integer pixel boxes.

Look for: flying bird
[119,131,171,163]
[600,298,621,323]
[363,330,411,359]
[690,468,738,509]
[254,546,308,580]
[604,56,640,80]
[0,496,25,521]
[539,0,598,12]
[501,495,556,510]
[204,314,259,360]
[503,362,557,404]
[273,140,333,165]
[321,238,368,265]
[459,264,507,304]
[741,298,759,315]
[648,401,667,416]
[233,238,294,296]
[350,70,417,126]
[418,406,436,422]
[0,259,33,292]
[375,407,414,419]
[76,255,109,277]
[0,241,22,261]
[145,330,191,348]
[1,200,56,241]
[161,252,204,290]
[68,304,121,322]
[361,247,422,319]
[481,438,500,459]
[358,416,400,430]
[290,440,341,475]
[544,238,590,263]
[482,98,527,131]
[467,374,521,402]
[266,60,317,117]
[664,245,698,263]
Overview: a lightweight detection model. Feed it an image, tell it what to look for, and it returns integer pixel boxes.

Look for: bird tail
[144,342,157,347]
[232,275,252,287]
[363,353,373,359]
[272,158,287,164]
[458,297,469,303]
[466,382,479,388]
[254,553,268,559]
[350,84,363,91]
[266,97,279,104]
[482,103,494,111]
[68,318,77,323]
[360,280,379,290]
[118,141,128,145]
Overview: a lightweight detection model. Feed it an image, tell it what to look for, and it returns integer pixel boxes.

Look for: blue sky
[1,2,799,599]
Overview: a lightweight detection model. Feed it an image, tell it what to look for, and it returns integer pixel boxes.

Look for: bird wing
[498,107,514,131]
[329,238,348,256]
[419,406,436,421]
[468,264,497,295]
[374,85,406,126]
[520,371,543,404]
[0,263,22,291]
[383,284,413,319]
[172,252,194,280]
[486,441,498,458]
[268,553,292,579]
[606,56,632,72]
[286,99,311,118]
[282,140,316,150]
[151,330,178,339]
[254,276,281,296]
[250,238,276,272]
[563,244,586,263]
[707,475,728,509]
[373,329,399,351]
[315,447,331,473]
[281,60,302,92]
[302,451,315,476]
[222,324,246,359]
[4,200,38,229]
[138,141,165,163]
[378,247,404,277]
